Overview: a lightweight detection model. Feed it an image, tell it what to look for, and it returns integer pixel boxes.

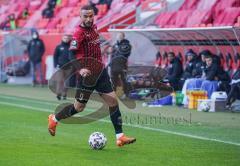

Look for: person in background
[180,49,197,86]
[8,14,16,30]
[226,68,240,108]
[192,50,207,78]
[113,32,132,60]
[202,54,218,81]
[182,49,197,79]
[201,54,230,98]
[164,52,183,90]
[42,4,54,18]
[22,8,29,19]
[27,30,45,86]
[48,0,57,8]
[111,32,132,99]
[203,53,230,83]
[53,34,72,100]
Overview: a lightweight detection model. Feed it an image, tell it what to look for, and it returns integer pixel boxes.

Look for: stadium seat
[196,0,218,10]
[154,12,176,28]
[186,10,212,27]
[214,7,240,26]
[58,0,68,7]
[68,0,79,7]
[47,18,61,29]
[97,4,108,18]
[215,0,240,13]
[207,23,213,27]
[36,18,49,29]
[29,0,42,11]
[17,19,27,28]
[179,0,199,10]
[175,10,192,27]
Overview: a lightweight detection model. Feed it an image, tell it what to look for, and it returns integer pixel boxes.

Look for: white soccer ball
[88,132,107,150]
[199,101,211,112]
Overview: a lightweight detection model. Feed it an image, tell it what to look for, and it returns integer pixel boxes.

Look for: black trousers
[111,71,129,95]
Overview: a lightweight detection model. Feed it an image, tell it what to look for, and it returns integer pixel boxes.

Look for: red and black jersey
[69,24,104,76]
[70,24,102,62]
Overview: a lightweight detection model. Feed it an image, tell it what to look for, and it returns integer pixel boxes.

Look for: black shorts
[75,68,113,103]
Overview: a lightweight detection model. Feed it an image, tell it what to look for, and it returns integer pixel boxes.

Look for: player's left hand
[79,68,91,77]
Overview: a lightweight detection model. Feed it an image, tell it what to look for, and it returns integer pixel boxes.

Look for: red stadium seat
[207,23,213,27]
[186,10,212,27]
[97,4,108,17]
[36,18,49,29]
[58,0,68,7]
[154,12,176,28]
[179,0,199,10]
[196,0,218,10]
[17,19,27,27]
[175,10,192,27]
[29,0,42,11]
[214,7,240,26]
[47,18,61,29]
[68,0,78,7]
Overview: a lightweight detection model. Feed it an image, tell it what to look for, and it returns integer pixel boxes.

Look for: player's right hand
[79,68,91,77]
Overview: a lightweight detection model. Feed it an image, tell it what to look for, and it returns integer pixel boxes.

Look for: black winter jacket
[27,38,45,64]
[113,39,132,58]
[167,57,183,81]
[53,42,70,68]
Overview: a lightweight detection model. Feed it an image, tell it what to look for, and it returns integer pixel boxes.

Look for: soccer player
[48,5,136,147]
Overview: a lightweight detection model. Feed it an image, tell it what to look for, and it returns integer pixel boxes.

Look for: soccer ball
[199,101,211,112]
[88,132,107,150]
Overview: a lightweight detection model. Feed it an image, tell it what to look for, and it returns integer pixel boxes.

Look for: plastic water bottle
[142,102,147,107]
[172,93,176,105]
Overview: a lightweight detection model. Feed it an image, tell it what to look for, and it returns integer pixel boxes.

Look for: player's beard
[83,21,93,28]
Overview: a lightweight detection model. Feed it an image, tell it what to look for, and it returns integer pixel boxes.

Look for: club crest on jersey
[70,40,78,49]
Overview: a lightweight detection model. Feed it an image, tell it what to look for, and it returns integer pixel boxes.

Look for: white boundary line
[0,100,240,147]
[0,95,58,106]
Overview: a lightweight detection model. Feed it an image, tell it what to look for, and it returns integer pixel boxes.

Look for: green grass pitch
[0,84,240,166]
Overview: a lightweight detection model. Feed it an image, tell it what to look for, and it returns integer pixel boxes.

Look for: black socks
[109,105,123,134]
[55,104,123,135]
[55,104,78,121]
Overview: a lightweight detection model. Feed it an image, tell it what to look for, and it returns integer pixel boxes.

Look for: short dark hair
[200,50,212,57]
[81,5,94,11]
[205,54,213,59]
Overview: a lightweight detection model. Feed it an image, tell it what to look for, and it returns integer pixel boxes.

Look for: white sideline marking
[0,95,59,106]
[0,101,240,147]
[0,101,53,112]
